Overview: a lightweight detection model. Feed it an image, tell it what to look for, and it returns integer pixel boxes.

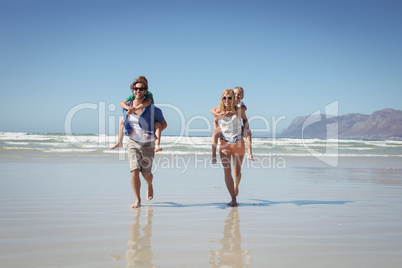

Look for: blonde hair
[219,88,236,113]
[233,86,244,98]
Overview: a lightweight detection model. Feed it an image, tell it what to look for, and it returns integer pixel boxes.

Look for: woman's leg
[220,149,237,206]
[233,154,245,196]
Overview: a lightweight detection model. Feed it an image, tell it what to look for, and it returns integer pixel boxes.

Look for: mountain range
[280,108,402,140]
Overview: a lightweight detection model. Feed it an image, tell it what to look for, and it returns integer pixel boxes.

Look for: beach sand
[1,151,402,267]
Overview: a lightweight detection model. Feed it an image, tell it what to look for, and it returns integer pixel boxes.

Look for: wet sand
[0,152,401,267]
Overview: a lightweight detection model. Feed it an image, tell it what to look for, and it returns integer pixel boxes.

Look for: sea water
[1,132,401,157]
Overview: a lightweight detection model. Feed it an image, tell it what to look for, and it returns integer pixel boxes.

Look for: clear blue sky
[1,0,401,136]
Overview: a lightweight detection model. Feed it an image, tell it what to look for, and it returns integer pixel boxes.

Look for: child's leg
[110,117,124,150]
[154,121,163,152]
[245,129,254,160]
[212,123,221,164]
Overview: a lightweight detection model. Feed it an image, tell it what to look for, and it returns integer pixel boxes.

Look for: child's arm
[132,97,152,111]
[120,97,152,114]
[211,107,234,119]
[210,107,221,117]
[120,100,132,110]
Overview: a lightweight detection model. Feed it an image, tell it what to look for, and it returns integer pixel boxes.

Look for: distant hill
[280,108,402,140]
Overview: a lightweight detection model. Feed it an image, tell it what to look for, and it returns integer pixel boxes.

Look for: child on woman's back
[210,86,253,164]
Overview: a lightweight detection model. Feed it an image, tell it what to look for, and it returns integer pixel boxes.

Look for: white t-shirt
[127,113,155,142]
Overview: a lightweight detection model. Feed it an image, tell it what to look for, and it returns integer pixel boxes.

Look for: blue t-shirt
[123,103,165,136]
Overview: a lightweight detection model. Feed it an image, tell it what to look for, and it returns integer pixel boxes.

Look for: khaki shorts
[219,139,245,156]
[127,138,155,174]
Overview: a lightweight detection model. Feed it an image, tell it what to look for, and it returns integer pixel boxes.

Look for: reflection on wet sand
[125,206,156,268]
[209,207,251,267]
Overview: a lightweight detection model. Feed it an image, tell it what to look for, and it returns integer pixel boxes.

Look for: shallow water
[0,150,402,267]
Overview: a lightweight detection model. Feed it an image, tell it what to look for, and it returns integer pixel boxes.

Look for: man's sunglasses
[132,87,146,92]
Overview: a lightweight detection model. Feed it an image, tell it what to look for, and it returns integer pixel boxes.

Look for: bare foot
[147,184,153,201]
[212,156,217,164]
[155,146,163,153]
[131,202,141,209]
[227,200,238,207]
[248,154,254,161]
[109,142,123,150]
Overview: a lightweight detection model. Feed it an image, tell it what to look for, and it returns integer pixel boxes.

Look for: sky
[1,0,401,136]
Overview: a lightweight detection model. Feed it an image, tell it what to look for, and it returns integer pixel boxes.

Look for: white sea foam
[1,132,401,157]
[4,142,30,145]
[43,148,100,153]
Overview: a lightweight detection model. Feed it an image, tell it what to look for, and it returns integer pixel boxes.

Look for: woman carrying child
[211,86,253,164]
[211,89,248,207]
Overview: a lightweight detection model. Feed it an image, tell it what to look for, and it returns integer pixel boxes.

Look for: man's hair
[130,76,148,90]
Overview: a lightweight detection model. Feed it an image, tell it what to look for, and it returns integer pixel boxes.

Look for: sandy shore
[0,152,401,267]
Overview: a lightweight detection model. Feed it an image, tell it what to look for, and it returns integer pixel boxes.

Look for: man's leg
[140,142,155,201]
[142,172,154,201]
[131,169,141,208]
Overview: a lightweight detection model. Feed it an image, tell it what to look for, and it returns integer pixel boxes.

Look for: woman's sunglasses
[222,97,232,101]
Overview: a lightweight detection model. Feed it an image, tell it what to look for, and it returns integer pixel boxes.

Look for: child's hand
[126,107,135,114]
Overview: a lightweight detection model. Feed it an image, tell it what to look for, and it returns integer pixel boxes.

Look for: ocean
[1,131,401,158]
